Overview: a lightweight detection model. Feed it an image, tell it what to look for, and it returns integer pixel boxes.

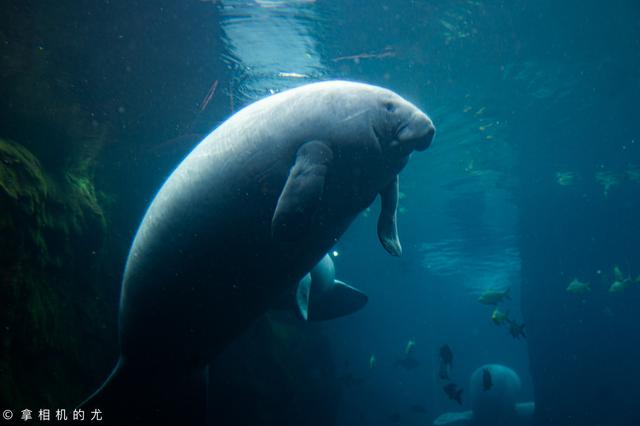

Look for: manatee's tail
[79,357,208,426]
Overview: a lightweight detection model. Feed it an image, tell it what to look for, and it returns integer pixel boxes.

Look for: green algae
[0,138,112,407]
[0,139,49,213]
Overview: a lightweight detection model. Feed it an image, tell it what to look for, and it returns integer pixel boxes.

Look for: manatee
[81,80,435,425]
[434,364,534,426]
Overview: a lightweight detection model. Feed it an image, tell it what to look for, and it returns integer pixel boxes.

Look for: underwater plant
[0,139,115,407]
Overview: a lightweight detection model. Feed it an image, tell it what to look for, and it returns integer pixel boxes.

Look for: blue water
[188,1,640,424]
[1,0,639,425]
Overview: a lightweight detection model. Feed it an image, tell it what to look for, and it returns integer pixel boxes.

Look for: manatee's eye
[384,102,396,113]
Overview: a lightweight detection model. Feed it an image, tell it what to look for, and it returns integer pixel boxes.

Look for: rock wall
[0,0,223,407]
[0,138,112,406]
[209,314,340,426]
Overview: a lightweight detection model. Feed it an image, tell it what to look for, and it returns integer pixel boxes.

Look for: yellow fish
[595,171,620,197]
[566,278,590,295]
[475,106,486,116]
[609,266,638,293]
[491,308,510,326]
[626,166,640,182]
[405,339,416,356]
[555,171,576,186]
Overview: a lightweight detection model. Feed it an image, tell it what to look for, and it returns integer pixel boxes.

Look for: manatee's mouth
[373,112,435,161]
[397,112,436,152]
[414,125,436,151]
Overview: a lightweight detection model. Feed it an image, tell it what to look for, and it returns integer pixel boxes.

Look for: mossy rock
[0,138,115,407]
[0,139,48,216]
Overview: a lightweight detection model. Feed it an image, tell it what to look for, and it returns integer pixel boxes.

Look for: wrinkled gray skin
[85,81,435,423]
[121,80,434,367]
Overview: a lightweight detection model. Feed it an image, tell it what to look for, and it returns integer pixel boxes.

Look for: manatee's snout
[397,110,435,152]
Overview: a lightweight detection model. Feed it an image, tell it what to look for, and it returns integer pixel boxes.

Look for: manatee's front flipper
[432,411,473,426]
[295,274,313,321]
[377,175,402,256]
[294,255,368,321]
[306,279,368,321]
[272,141,333,241]
[295,278,369,322]
[79,358,208,426]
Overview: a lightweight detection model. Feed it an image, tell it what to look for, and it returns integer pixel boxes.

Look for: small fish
[464,160,475,173]
[507,319,526,340]
[626,166,640,182]
[440,19,456,32]
[405,339,416,356]
[443,383,463,405]
[439,344,454,380]
[478,287,511,305]
[614,265,625,281]
[482,368,493,391]
[609,265,638,293]
[491,308,510,326]
[484,135,494,140]
[463,106,473,113]
[556,171,576,186]
[566,278,590,295]
[595,171,620,197]
[474,106,486,116]
[369,354,377,369]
